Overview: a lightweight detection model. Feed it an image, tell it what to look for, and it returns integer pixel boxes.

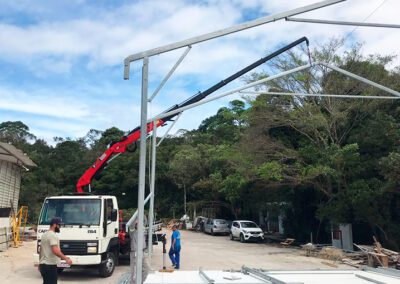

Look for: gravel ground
[0,229,349,283]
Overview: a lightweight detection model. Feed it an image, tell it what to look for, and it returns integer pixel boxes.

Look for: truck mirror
[111,209,118,222]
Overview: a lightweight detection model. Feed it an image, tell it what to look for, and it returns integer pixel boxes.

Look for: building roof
[0,142,36,168]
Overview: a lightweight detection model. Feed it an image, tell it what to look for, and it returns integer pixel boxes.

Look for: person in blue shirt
[169,224,181,269]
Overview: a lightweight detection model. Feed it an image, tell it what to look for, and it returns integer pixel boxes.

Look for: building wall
[0,160,21,212]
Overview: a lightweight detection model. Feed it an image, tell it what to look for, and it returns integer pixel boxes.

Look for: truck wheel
[99,252,116,278]
[240,233,245,243]
[229,233,234,241]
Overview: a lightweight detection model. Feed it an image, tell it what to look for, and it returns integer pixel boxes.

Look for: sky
[1,0,399,144]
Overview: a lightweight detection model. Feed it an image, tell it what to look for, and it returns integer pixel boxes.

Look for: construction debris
[280,238,295,247]
[300,236,399,270]
[343,237,399,269]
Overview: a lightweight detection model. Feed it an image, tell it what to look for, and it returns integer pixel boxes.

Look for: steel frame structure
[122,1,356,283]
[286,17,400,29]
[147,61,400,123]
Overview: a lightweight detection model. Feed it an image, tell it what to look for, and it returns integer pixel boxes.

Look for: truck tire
[240,233,245,243]
[99,252,116,278]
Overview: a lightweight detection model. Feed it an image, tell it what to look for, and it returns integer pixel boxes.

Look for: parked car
[230,220,264,243]
[204,218,230,235]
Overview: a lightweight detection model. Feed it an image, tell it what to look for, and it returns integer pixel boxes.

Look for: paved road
[0,229,349,283]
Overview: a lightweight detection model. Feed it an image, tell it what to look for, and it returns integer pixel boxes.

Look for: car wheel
[211,229,214,236]
[229,233,234,241]
[99,252,116,278]
[240,233,245,243]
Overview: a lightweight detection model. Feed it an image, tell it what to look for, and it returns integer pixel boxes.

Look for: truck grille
[60,241,90,255]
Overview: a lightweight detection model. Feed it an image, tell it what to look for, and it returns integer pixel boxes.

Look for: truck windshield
[39,199,101,226]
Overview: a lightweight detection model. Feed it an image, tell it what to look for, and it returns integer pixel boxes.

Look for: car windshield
[39,199,101,226]
[240,221,258,228]
[214,219,226,225]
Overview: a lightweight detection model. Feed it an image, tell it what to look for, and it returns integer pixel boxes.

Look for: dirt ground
[0,229,349,283]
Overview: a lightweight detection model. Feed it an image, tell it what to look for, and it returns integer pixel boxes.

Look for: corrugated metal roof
[0,142,36,167]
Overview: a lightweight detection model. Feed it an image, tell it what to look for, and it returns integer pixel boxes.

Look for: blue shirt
[171,230,181,248]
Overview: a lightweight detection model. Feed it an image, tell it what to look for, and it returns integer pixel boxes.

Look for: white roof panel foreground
[144,268,400,284]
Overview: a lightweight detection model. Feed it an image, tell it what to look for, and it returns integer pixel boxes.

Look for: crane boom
[76,36,310,192]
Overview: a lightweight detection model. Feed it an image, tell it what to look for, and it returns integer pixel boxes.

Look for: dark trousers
[169,246,181,268]
[39,264,58,284]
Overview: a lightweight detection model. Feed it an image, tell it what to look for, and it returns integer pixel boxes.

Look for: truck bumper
[34,253,102,266]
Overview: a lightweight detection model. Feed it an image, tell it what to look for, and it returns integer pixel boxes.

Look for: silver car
[204,218,230,235]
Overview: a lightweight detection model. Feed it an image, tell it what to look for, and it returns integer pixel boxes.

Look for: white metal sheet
[144,269,400,284]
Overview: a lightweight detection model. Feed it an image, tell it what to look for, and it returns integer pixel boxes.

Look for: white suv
[230,220,264,243]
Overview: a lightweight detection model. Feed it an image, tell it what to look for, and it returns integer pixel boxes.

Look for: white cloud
[0,87,90,118]
[1,0,399,74]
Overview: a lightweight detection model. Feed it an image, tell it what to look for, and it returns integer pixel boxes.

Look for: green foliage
[257,161,283,181]
[0,121,36,145]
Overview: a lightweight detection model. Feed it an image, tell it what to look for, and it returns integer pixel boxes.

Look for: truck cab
[34,195,120,277]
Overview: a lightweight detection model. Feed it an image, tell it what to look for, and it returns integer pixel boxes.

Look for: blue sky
[1,0,399,144]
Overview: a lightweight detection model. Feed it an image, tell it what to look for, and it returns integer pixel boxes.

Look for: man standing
[169,224,181,269]
[39,217,72,284]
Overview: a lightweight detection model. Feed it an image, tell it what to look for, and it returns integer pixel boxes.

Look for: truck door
[104,199,117,240]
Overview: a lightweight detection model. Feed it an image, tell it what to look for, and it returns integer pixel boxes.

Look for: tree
[240,38,400,247]
[169,145,206,214]
[0,121,36,144]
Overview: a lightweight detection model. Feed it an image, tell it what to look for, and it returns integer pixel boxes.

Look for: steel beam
[148,64,312,122]
[241,266,298,284]
[126,192,153,231]
[286,17,400,29]
[123,0,345,79]
[240,91,400,100]
[157,112,182,147]
[355,274,385,284]
[148,46,192,102]
[199,268,215,284]
[147,121,157,262]
[319,62,400,97]
[147,61,400,122]
[135,57,149,284]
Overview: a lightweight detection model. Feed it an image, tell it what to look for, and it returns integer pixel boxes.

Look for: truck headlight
[87,247,97,253]
[87,242,98,254]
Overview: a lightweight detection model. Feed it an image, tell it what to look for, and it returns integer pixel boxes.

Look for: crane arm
[76,36,310,193]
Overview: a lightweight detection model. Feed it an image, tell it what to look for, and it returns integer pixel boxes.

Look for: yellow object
[10,206,28,247]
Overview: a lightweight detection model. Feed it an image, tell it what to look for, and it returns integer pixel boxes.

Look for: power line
[344,0,388,42]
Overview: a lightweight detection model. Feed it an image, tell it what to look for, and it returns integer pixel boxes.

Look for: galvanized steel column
[148,121,157,263]
[135,56,149,284]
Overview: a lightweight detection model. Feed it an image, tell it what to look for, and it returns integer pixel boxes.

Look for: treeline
[2,40,399,249]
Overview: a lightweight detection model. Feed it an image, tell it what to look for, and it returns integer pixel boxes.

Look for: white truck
[34,195,124,277]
